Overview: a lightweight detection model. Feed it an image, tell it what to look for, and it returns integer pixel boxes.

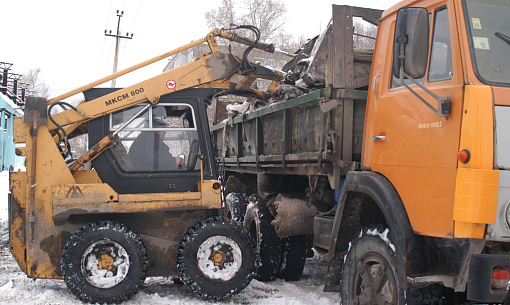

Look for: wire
[97,37,108,78]
[47,102,82,158]
[234,25,261,72]
[128,0,142,34]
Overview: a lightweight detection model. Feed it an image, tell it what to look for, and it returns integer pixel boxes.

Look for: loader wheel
[61,220,148,304]
[278,234,307,281]
[341,225,404,305]
[243,194,281,281]
[177,217,255,300]
[225,192,247,223]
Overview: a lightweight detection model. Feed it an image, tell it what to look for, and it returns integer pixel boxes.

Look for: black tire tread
[243,195,281,281]
[177,216,255,300]
[280,234,307,281]
[408,283,455,305]
[225,192,248,223]
[61,220,148,304]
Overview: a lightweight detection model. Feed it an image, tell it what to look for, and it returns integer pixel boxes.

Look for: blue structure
[0,93,23,171]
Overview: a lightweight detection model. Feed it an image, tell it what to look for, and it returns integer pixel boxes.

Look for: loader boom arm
[47,28,282,132]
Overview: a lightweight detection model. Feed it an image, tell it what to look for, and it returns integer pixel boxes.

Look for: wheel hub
[196,235,242,281]
[98,254,115,271]
[81,240,130,289]
[353,253,396,305]
[210,250,227,266]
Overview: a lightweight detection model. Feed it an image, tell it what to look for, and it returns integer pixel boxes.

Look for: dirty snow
[0,171,340,305]
[365,227,396,252]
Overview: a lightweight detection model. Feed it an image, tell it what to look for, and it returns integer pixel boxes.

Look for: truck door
[364,4,464,237]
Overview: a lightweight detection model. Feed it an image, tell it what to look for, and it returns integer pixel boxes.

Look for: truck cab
[355,0,510,302]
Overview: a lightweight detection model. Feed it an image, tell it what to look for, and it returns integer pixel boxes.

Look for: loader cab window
[110,104,200,172]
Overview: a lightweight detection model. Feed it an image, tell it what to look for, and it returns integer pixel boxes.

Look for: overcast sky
[1,0,400,99]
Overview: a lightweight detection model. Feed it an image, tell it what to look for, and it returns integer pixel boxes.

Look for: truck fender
[324,171,425,291]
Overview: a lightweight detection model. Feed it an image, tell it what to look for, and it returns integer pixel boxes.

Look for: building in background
[0,63,26,171]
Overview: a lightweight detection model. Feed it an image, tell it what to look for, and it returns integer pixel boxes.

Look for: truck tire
[61,220,148,304]
[278,234,307,281]
[408,283,454,305]
[225,192,247,223]
[177,217,255,300]
[243,194,281,281]
[340,225,405,305]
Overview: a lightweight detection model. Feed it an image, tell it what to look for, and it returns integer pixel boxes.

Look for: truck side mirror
[393,7,429,79]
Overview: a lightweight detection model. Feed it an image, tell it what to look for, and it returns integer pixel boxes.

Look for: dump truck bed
[211,88,368,177]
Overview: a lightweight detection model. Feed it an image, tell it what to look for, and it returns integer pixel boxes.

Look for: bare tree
[273,32,307,53]
[205,0,295,49]
[205,0,237,30]
[353,19,378,49]
[21,68,50,99]
[241,0,286,41]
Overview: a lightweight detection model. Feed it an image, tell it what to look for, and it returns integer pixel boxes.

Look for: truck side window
[428,7,453,82]
[110,104,200,172]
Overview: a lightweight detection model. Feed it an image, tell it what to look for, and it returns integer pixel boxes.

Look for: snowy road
[0,171,339,305]
[0,226,338,305]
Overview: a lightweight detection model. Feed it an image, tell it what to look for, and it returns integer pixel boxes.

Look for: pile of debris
[224,22,374,118]
[224,31,326,117]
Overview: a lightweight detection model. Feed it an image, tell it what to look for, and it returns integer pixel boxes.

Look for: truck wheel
[225,192,247,223]
[177,217,255,300]
[341,225,404,305]
[243,194,281,281]
[61,220,148,304]
[279,234,307,281]
[408,283,454,305]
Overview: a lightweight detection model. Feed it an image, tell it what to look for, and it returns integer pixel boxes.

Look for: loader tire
[61,220,148,304]
[279,234,307,281]
[225,192,247,224]
[243,194,281,281]
[341,224,405,305]
[177,217,255,300]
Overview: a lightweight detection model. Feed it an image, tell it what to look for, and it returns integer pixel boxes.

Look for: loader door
[364,5,464,237]
[86,88,218,194]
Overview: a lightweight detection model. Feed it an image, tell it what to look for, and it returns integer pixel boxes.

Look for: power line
[97,0,114,79]
[104,10,134,88]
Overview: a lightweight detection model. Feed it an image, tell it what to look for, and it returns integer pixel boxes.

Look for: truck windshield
[464,0,510,85]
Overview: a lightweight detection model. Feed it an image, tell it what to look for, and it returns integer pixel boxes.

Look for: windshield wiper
[495,32,510,46]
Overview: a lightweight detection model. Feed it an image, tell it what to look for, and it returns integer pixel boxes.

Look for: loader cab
[86,88,219,194]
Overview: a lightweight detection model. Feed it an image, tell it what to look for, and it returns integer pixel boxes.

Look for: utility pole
[105,10,134,88]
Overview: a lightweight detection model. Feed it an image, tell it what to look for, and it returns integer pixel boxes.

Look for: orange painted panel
[492,87,510,106]
[372,164,456,237]
[454,168,499,223]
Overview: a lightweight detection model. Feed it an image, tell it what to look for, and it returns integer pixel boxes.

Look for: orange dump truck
[212,1,510,303]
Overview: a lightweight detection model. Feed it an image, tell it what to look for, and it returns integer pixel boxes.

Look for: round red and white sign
[166,80,176,90]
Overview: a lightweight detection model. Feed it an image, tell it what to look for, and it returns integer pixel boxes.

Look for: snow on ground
[0,172,340,305]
